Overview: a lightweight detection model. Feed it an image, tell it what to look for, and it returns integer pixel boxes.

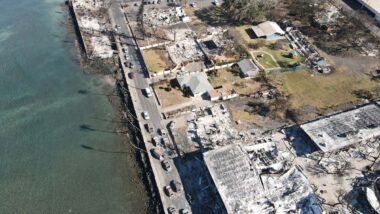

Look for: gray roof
[301,104,380,153]
[177,73,213,95]
[237,59,259,77]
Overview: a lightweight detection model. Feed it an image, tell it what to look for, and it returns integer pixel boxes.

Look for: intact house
[251,21,285,40]
[237,59,259,78]
[208,84,239,101]
[176,73,213,97]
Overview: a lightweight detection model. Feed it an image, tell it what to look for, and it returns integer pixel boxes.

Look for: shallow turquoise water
[0,0,146,213]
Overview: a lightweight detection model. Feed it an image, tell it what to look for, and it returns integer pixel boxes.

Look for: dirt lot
[154,82,190,108]
[142,47,173,74]
[270,70,379,109]
[207,68,261,95]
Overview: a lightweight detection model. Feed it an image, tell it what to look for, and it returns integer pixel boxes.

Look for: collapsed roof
[300,104,380,153]
[204,144,321,214]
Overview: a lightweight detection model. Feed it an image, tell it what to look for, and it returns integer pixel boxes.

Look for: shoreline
[64,2,162,213]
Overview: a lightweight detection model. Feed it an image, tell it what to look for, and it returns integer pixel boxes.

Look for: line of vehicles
[140,88,187,213]
[116,15,188,213]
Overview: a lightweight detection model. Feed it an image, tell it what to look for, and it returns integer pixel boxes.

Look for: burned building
[300,104,380,153]
[204,144,321,214]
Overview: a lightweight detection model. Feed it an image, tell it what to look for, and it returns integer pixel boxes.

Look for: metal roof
[177,72,213,95]
[301,104,380,152]
[237,59,259,77]
[358,0,380,14]
[251,21,285,38]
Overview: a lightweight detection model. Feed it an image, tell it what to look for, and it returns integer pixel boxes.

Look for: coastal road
[108,1,191,213]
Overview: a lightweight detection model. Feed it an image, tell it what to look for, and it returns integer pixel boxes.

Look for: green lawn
[262,47,304,67]
[253,52,278,68]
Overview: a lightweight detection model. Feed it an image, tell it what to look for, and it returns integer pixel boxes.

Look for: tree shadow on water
[77,89,118,97]
[79,124,123,134]
[80,144,129,154]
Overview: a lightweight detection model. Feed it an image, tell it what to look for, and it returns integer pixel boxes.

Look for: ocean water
[0,0,146,213]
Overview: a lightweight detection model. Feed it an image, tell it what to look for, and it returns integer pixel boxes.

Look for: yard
[231,26,305,69]
[252,51,278,69]
[207,68,261,95]
[261,46,305,68]
[154,82,190,108]
[270,70,378,109]
[142,47,173,74]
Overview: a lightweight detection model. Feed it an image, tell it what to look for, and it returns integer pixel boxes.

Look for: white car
[190,2,197,7]
[142,111,150,120]
[143,87,152,97]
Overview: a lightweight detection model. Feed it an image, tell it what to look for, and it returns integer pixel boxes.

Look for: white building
[357,0,380,23]
[251,21,285,40]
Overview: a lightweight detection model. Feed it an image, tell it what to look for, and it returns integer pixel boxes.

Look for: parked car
[169,121,176,129]
[190,2,196,7]
[145,123,154,133]
[170,180,183,193]
[180,209,190,214]
[128,72,135,79]
[161,159,171,171]
[152,136,160,146]
[143,87,152,97]
[158,128,167,136]
[164,185,174,197]
[129,62,135,68]
[142,111,150,120]
[168,207,177,214]
[150,148,164,160]
[213,0,220,6]
[161,137,169,147]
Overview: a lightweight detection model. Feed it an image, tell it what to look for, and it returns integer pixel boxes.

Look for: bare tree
[223,0,278,23]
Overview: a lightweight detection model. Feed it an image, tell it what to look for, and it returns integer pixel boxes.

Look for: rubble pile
[90,36,113,58]
[143,7,188,26]
[186,105,254,150]
[167,38,204,65]
[204,144,321,214]
[71,0,113,59]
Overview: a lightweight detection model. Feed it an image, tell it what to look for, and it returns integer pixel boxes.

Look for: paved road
[108,1,191,213]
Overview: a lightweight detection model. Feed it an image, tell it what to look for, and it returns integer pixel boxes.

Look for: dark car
[144,123,154,133]
[180,209,190,214]
[150,148,164,160]
[152,136,160,146]
[167,207,176,214]
[128,72,135,79]
[161,159,171,171]
[170,180,183,193]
